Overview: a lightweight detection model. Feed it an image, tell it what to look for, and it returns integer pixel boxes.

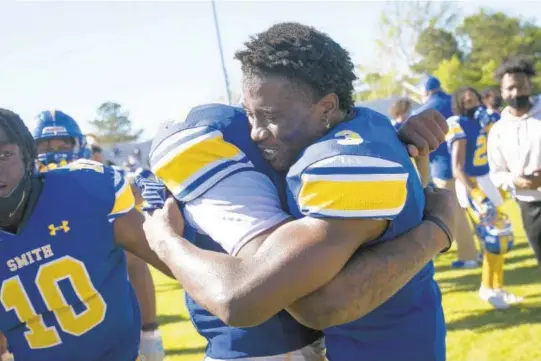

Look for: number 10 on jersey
[0,256,107,349]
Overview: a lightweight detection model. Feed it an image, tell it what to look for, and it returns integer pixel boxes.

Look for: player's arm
[145,158,452,328]
[123,175,160,328]
[448,117,475,192]
[451,140,476,191]
[285,189,449,329]
[106,168,175,278]
[148,198,385,327]
[115,211,175,279]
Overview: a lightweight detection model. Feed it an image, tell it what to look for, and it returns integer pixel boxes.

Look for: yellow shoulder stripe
[110,180,135,217]
[152,130,242,197]
[299,174,408,218]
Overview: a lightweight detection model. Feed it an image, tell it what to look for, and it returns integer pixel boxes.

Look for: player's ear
[316,93,339,126]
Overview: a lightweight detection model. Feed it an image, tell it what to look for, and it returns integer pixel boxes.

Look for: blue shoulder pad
[287,108,412,220]
[48,159,135,222]
[149,104,254,202]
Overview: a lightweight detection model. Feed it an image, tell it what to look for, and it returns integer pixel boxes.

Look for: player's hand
[513,175,535,190]
[423,186,457,236]
[522,170,541,189]
[134,175,169,211]
[398,108,448,157]
[143,197,185,259]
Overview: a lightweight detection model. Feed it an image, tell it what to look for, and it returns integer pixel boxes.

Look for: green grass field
[152,200,541,361]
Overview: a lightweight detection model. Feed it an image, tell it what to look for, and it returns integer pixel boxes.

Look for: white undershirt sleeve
[183,170,291,255]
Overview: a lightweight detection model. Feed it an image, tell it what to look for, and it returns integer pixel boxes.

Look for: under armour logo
[49,221,70,236]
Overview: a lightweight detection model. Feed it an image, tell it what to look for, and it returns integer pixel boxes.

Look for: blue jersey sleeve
[63,159,135,222]
[288,113,412,220]
[295,154,409,219]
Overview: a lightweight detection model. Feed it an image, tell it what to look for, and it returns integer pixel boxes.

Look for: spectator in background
[389,97,413,131]
[449,87,521,308]
[488,56,541,267]
[90,144,105,163]
[415,76,480,268]
[482,87,503,117]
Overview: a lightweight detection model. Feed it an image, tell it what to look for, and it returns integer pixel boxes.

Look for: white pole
[211,0,232,105]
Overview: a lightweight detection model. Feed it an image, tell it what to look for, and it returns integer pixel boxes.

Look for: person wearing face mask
[488,56,541,267]
[448,87,522,308]
[0,109,177,361]
[481,87,503,118]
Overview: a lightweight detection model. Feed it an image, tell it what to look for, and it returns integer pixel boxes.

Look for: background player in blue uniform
[0,109,172,361]
[447,87,522,309]
[33,110,165,361]
[481,87,503,117]
[415,76,481,269]
[141,23,455,361]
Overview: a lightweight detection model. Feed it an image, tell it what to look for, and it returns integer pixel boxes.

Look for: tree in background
[454,10,541,92]
[89,102,143,145]
[373,1,459,74]
[413,27,462,74]
[356,1,459,101]
[357,5,541,99]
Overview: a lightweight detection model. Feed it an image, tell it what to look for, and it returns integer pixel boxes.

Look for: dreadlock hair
[0,109,36,171]
[235,22,357,112]
[495,55,536,81]
[452,87,483,116]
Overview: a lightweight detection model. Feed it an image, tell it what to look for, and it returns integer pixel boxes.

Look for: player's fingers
[142,209,155,219]
[415,125,440,153]
[406,144,419,158]
[405,133,430,156]
[424,118,447,145]
[428,109,448,134]
[163,197,177,209]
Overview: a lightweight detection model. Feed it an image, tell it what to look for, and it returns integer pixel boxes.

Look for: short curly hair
[495,55,536,81]
[235,22,357,112]
[452,87,482,116]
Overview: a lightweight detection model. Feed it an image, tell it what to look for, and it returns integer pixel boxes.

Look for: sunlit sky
[1,0,538,139]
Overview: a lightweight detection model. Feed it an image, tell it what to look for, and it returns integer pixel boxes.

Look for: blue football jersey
[0,160,141,361]
[286,108,446,361]
[446,113,491,177]
[149,104,322,359]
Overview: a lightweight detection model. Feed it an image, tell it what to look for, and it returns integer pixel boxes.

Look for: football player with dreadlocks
[33,110,165,361]
[448,87,523,309]
[0,108,172,361]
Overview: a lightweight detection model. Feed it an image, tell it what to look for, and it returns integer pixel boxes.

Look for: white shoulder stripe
[309,207,404,218]
[309,155,403,169]
[170,159,252,203]
[153,126,208,156]
[301,172,408,183]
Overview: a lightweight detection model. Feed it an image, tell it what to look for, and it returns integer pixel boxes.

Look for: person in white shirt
[488,55,541,267]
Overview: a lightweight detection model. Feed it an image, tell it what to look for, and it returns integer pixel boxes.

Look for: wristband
[142,322,159,332]
[423,214,453,253]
